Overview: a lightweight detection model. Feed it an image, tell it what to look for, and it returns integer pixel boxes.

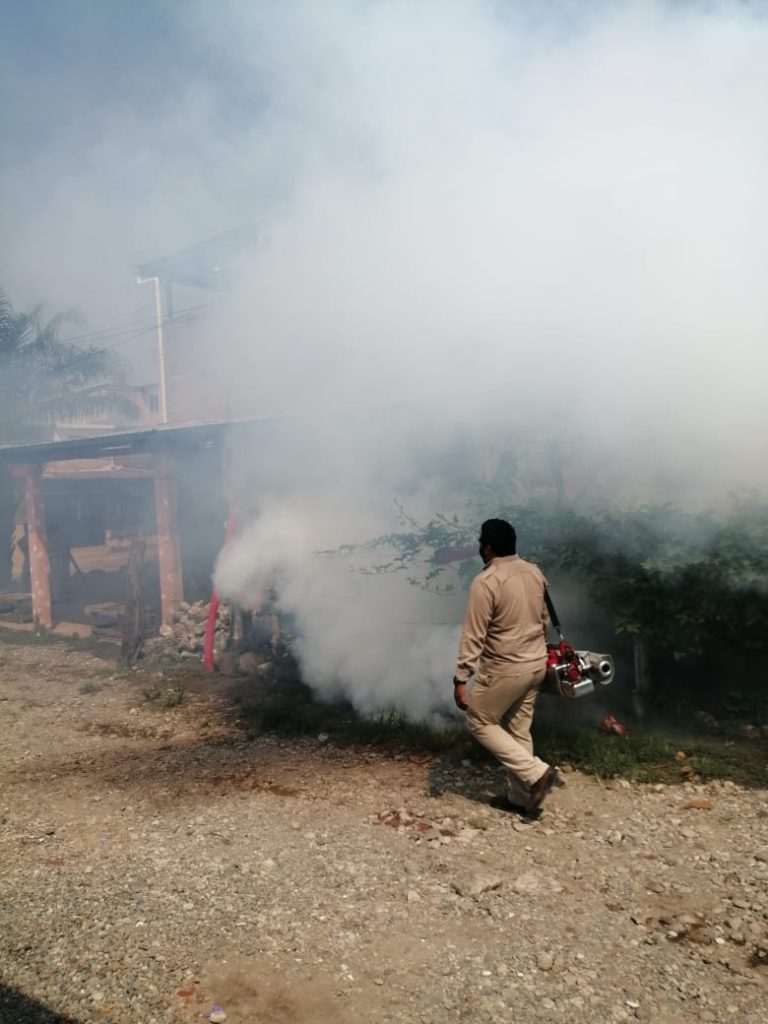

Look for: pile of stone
[164,599,229,655]
[142,598,231,661]
[141,599,276,676]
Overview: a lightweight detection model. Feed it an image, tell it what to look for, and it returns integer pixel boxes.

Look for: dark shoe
[525,766,557,814]
[489,794,526,813]
[488,794,541,819]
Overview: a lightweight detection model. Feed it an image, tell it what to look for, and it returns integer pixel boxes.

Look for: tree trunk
[632,636,651,719]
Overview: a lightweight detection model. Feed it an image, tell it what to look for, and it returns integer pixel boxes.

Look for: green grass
[532,725,676,783]
[142,682,186,708]
[3,630,765,787]
[78,681,103,695]
[533,723,767,788]
[237,686,467,754]
[236,683,767,787]
[353,708,465,752]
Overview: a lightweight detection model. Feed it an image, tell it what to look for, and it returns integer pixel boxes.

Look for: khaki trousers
[466,661,549,805]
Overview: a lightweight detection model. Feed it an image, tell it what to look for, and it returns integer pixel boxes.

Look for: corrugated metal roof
[137,226,258,289]
[0,420,235,464]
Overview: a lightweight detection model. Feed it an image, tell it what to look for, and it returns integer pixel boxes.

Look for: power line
[57,301,219,348]
[1,300,219,385]
[49,301,220,374]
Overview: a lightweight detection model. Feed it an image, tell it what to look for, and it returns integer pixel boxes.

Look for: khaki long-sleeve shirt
[455,555,548,682]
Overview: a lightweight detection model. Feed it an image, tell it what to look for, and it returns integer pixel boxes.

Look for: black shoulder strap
[545,588,564,640]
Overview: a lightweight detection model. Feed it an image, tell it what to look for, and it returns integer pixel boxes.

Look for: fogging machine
[541,590,615,700]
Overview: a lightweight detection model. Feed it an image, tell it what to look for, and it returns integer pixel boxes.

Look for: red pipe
[203,511,238,671]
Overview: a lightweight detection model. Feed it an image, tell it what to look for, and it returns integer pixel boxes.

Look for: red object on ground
[599,713,628,737]
[202,511,238,671]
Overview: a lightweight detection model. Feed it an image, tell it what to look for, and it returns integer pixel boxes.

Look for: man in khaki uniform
[453,518,557,813]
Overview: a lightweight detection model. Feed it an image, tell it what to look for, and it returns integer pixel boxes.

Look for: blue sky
[2,2,182,149]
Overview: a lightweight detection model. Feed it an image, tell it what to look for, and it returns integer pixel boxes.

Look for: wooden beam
[154,457,183,626]
[22,465,52,630]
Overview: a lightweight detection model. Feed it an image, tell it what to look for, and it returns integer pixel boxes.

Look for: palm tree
[0,288,138,444]
[0,288,140,589]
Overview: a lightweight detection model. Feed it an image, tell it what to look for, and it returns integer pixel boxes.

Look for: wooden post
[121,536,146,666]
[22,465,52,630]
[154,456,183,626]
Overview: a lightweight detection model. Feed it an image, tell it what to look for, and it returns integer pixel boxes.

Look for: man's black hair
[480,518,517,556]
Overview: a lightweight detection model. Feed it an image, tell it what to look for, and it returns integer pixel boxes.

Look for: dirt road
[1,636,766,1024]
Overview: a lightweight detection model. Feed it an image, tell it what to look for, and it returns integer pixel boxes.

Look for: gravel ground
[1,637,767,1024]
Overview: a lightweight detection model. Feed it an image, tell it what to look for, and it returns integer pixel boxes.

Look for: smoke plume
[3,1,767,714]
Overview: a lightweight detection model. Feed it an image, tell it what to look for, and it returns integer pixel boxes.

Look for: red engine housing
[546,641,583,682]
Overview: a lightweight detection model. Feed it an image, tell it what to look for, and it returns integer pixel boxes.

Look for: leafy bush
[348,495,768,722]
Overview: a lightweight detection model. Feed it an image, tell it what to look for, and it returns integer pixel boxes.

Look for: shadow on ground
[1,722,456,811]
[0,984,81,1023]
[426,756,500,805]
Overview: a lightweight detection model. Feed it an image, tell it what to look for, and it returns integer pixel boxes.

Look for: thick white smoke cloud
[214,489,467,717]
[208,1,768,716]
[206,0,768,498]
[3,1,768,714]
[3,2,767,432]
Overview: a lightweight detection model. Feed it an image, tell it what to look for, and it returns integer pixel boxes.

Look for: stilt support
[154,457,183,626]
[23,465,52,630]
